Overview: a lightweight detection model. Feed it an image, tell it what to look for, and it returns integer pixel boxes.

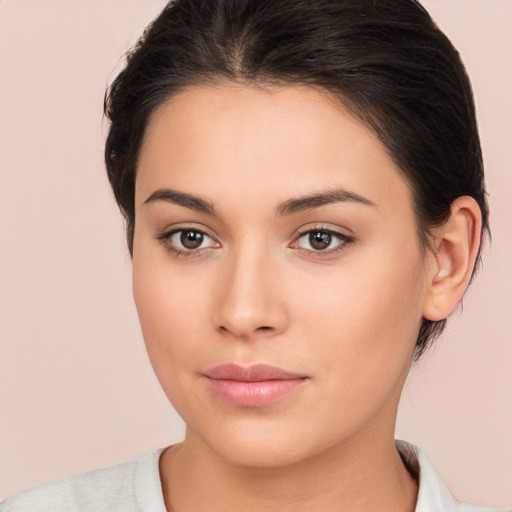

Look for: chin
[213,438,310,469]
[187,414,342,470]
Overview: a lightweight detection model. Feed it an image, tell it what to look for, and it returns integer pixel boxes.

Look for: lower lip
[205,378,307,407]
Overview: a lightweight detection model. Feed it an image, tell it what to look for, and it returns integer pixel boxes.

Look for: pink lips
[204,363,308,407]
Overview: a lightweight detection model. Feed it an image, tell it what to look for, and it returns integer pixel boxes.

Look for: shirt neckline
[134,441,459,512]
[395,439,458,511]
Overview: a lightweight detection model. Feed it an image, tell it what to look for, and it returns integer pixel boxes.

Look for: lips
[205,363,305,381]
[204,363,308,407]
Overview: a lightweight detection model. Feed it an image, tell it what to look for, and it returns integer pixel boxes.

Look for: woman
[1,0,509,510]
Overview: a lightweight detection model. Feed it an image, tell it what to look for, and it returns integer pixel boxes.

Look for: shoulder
[0,459,138,512]
[0,448,167,512]
[396,440,511,512]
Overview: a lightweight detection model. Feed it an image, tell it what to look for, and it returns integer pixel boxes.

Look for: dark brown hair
[104,0,489,359]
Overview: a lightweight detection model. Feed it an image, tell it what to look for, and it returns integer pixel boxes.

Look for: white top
[1,441,508,511]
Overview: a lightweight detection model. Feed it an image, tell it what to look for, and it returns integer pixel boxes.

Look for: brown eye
[180,230,204,249]
[158,228,219,254]
[292,228,352,254]
[309,231,332,250]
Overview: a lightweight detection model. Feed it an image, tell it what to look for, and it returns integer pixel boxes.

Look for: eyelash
[155,225,354,259]
[292,225,354,257]
[155,226,219,259]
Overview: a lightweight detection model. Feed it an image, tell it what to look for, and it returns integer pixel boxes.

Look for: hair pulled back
[104,0,489,359]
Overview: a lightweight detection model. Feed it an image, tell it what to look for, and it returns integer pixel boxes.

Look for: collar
[396,440,459,511]
[137,442,500,512]
[396,440,502,512]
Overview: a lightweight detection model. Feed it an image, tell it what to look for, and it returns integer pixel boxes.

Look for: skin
[132,84,481,512]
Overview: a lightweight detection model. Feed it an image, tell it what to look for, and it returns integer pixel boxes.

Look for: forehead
[136,83,413,215]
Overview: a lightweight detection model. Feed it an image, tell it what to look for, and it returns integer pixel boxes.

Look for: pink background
[0,0,511,506]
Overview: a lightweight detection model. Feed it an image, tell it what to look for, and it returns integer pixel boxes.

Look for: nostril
[217,324,276,339]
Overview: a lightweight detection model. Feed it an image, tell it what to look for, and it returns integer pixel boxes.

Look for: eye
[156,228,219,255]
[292,228,353,254]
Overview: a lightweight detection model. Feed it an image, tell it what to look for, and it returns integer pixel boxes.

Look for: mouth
[203,363,309,407]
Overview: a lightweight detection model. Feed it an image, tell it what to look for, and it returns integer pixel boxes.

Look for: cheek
[291,245,425,387]
[134,267,206,355]
[132,265,212,431]
[131,239,211,385]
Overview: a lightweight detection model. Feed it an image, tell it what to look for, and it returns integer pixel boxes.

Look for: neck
[159,427,418,512]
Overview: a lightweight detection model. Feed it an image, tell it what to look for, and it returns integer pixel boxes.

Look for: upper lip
[204,363,306,382]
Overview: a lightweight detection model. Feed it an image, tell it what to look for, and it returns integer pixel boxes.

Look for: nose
[213,245,289,341]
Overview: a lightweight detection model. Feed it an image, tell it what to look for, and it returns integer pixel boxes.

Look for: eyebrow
[143,187,375,217]
[143,188,216,216]
[276,188,375,216]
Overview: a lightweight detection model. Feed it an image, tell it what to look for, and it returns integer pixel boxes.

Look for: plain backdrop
[0,0,511,507]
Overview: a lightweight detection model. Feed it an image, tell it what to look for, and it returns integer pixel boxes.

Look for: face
[133,84,431,468]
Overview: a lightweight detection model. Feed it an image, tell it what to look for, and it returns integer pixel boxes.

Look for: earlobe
[422,196,482,322]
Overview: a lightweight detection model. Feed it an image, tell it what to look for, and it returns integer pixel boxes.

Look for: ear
[422,196,483,322]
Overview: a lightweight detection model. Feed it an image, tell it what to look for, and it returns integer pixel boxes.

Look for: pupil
[181,230,203,249]
[310,231,331,250]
